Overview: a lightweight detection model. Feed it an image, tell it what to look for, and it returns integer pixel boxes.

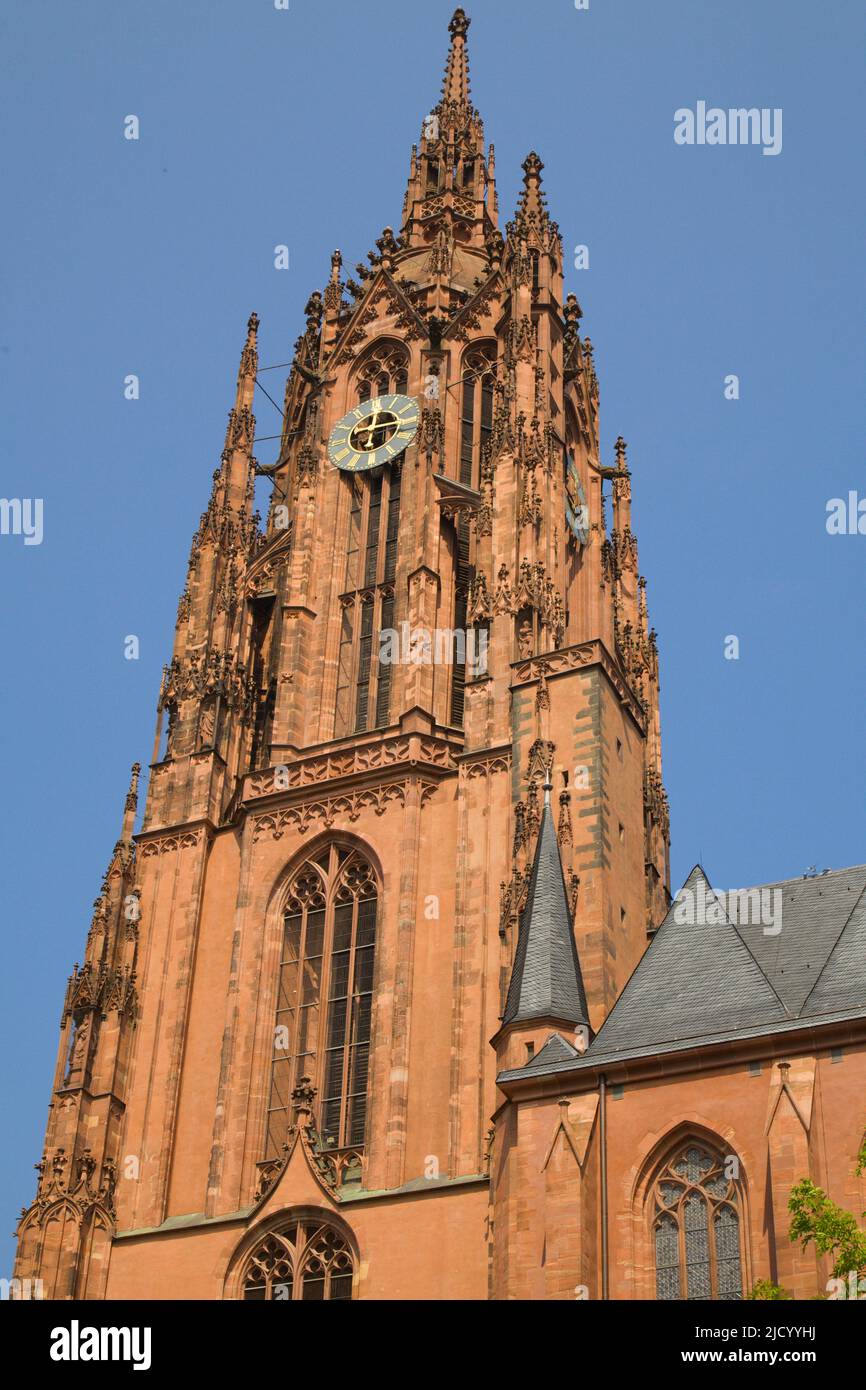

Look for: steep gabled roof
[584,866,788,1057]
[497,862,866,1084]
[734,866,866,1014]
[502,790,589,1029]
[521,1032,581,1071]
[800,870,866,1014]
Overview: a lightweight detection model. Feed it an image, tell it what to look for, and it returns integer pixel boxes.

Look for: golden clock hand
[363,408,381,450]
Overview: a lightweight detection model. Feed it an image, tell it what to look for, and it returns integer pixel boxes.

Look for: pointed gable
[502,792,589,1028]
[521,1032,580,1071]
[588,866,789,1058]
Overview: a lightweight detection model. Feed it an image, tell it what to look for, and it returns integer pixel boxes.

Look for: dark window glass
[264,852,378,1159]
[651,1141,743,1301]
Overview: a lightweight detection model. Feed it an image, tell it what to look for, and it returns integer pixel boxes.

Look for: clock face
[328,394,420,471]
[565,451,589,546]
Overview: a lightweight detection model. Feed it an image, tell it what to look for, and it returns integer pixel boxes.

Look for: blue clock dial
[565,450,589,546]
[328,394,420,472]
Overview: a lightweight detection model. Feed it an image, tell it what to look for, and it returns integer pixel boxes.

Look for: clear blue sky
[1,0,863,1273]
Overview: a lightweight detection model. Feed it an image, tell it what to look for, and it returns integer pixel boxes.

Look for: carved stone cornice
[433,472,482,523]
[251,777,442,843]
[511,639,647,734]
[457,747,511,781]
[244,732,459,805]
[137,826,209,859]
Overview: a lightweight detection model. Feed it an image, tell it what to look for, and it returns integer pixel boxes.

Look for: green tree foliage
[788,1131,866,1280]
[747,1279,792,1300]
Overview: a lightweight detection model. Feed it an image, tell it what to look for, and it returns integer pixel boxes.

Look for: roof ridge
[715,881,793,1019]
[722,863,866,892]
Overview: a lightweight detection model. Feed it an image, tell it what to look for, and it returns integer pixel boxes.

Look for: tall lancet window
[265,847,378,1159]
[451,343,495,726]
[651,1139,744,1301]
[335,342,408,738]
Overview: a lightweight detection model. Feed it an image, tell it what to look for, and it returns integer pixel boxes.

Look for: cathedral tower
[16,8,670,1301]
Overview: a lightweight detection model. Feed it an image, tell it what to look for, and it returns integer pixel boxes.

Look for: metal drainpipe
[599,1072,608,1300]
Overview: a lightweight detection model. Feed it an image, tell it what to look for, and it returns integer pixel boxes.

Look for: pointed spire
[502,790,590,1029]
[324,249,344,320]
[441,9,472,110]
[612,435,632,532]
[515,151,548,226]
[121,762,140,841]
[237,312,259,401]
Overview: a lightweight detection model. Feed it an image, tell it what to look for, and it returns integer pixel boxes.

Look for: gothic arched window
[450,343,496,726]
[458,343,496,489]
[652,1140,744,1301]
[265,847,378,1159]
[242,1219,355,1301]
[355,342,409,404]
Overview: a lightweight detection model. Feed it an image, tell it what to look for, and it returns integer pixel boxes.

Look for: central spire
[400,9,496,251]
[440,8,472,112]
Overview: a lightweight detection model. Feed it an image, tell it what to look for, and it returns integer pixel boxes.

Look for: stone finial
[291,1076,317,1121]
[122,761,141,840]
[564,293,583,326]
[449,7,470,40]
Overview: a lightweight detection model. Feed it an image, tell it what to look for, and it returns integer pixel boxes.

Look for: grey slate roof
[521,1032,581,1071]
[733,867,866,1013]
[502,793,590,1029]
[498,862,866,1083]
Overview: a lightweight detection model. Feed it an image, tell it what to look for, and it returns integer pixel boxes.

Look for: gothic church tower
[15,9,669,1301]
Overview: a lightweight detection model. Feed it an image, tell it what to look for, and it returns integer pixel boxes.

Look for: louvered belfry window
[652,1141,744,1300]
[265,847,378,1158]
[242,1220,354,1301]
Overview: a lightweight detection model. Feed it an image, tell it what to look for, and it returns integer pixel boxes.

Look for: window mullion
[315,892,336,1135]
[338,895,359,1147]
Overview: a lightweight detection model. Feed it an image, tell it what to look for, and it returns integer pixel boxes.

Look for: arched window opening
[451,345,495,726]
[355,343,410,405]
[458,344,495,489]
[242,1220,354,1301]
[651,1140,744,1301]
[265,848,378,1159]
